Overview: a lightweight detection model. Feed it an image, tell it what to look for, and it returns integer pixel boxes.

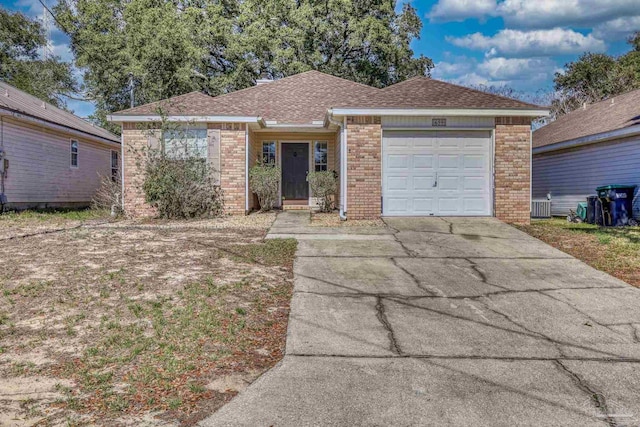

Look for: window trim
[262,141,276,166]
[70,139,79,168]
[162,125,208,160]
[110,150,119,182]
[314,140,328,172]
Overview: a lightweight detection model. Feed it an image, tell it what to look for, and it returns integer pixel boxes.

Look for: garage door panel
[386,198,409,213]
[438,155,459,169]
[438,198,462,214]
[463,154,486,169]
[463,198,488,214]
[413,198,434,213]
[463,176,487,191]
[387,154,409,169]
[383,130,492,216]
[387,176,409,191]
[413,176,435,191]
[438,176,460,191]
[413,155,434,169]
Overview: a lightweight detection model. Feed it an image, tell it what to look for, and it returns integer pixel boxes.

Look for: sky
[2,0,639,117]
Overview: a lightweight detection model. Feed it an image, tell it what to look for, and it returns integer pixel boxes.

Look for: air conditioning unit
[531,200,551,218]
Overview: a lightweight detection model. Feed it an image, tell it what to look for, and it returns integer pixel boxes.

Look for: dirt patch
[310,212,385,227]
[517,219,640,287]
[0,212,295,426]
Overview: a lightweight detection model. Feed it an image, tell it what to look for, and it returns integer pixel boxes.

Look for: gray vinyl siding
[532,135,640,218]
[1,116,116,207]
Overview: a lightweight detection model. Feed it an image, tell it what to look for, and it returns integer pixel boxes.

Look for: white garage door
[382,130,492,216]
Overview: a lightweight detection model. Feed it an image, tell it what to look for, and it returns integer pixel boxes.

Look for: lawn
[0,210,296,426]
[517,218,640,287]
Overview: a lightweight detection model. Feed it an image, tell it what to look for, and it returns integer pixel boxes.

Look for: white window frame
[162,124,208,160]
[314,140,328,172]
[262,141,276,165]
[111,150,119,182]
[70,139,79,168]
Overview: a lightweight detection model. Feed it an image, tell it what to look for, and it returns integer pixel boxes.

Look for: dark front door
[282,143,309,200]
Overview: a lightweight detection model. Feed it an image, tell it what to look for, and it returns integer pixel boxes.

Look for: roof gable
[533,89,640,149]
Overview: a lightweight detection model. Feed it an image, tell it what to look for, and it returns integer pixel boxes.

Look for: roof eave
[107,114,265,125]
[329,107,549,117]
[0,107,120,145]
[533,125,640,155]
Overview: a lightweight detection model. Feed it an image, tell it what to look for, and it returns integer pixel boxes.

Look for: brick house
[108,71,547,223]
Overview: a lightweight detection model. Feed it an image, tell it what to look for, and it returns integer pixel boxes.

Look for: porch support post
[245,128,249,213]
[342,116,348,217]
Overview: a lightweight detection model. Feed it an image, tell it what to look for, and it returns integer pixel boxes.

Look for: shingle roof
[533,89,640,149]
[373,77,542,110]
[112,70,544,124]
[0,81,119,143]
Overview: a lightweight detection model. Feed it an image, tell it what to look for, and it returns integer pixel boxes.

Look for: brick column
[209,123,247,215]
[122,122,157,217]
[494,117,532,224]
[346,116,382,220]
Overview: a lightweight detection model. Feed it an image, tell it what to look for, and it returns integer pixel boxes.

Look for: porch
[248,130,340,211]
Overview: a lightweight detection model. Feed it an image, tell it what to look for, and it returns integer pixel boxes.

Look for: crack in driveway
[375,296,402,355]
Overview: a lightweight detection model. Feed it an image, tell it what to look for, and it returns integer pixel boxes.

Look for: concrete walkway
[201,213,640,426]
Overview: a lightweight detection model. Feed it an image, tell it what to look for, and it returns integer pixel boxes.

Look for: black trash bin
[596,185,637,226]
[586,196,597,224]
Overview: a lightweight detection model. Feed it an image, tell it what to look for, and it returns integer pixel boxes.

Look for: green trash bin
[576,202,588,222]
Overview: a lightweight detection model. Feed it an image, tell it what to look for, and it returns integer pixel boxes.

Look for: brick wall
[122,122,157,217]
[494,117,532,224]
[209,123,247,215]
[346,116,382,219]
[121,122,247,217]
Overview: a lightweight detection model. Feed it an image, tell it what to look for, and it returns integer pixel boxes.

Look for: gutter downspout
[327,114,346,220]
[245,127,249,214]
[121,128,125,212]
[341,116,348,220]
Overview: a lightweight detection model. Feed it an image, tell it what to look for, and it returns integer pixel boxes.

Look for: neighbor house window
[111,150,119,182]
[262,141,276,165]
[163,127,208,159]
[70,140,78,167]
[314,141,327,171]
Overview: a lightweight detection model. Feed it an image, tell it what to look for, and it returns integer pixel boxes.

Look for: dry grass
[517,218,640,287]
[310,212,385,227]
[0,211,295,426]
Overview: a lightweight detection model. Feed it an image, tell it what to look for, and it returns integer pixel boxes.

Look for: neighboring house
[0,82,121,210]
[533,89,640,218]
[107,71,547,223]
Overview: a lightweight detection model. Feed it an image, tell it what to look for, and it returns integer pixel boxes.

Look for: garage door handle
[433,172,438,188]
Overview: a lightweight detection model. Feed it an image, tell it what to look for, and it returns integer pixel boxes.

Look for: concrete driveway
[201,213,640,426]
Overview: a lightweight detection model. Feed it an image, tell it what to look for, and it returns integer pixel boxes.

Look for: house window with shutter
[163,127,208,160]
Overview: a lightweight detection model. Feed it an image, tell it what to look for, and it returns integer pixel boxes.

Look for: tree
[552,33,640,117]
[54,0,432,128]
[0,8,77,108]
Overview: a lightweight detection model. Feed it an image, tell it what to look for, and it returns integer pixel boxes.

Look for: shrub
[308,171,337,212]
[91,174,121,215]
[142,151,223,219]
[249,163,281,211]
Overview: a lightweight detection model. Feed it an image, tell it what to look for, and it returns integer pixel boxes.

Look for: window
[111,150,119,182]
[70,140,78,167]
[262,141,276,165]
[314,141,327,171]
[163,127,208,159]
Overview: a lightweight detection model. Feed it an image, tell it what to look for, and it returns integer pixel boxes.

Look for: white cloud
[447,28,606,57]
[476,57,555,81]
[428,0,496,22]
[50,42,74,63]
[593,16,640,41]
[497,0,640,30]
[432,56,557,88]
[428,0,640,39]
